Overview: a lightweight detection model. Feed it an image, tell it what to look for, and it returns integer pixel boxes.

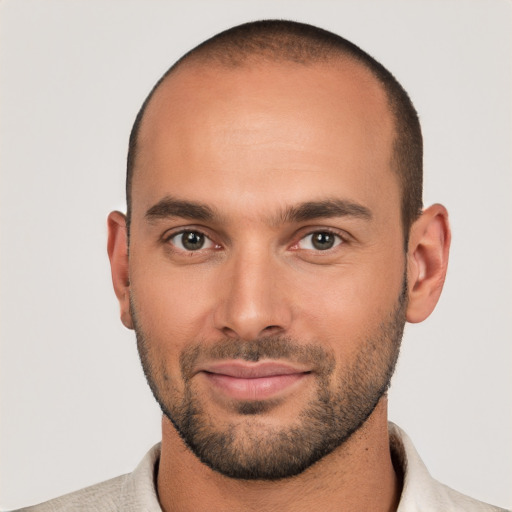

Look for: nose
[213,248,292,341]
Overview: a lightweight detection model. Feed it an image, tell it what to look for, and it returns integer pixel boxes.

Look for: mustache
[179,336,336,381]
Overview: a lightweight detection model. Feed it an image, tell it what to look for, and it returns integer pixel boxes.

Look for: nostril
[221,326,239,338]
[262,325,281,334]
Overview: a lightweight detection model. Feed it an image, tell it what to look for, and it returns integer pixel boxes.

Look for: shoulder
[389,423,510,512]
[12,474,128,512]
[430,481,510,512]
[11,443,162,512]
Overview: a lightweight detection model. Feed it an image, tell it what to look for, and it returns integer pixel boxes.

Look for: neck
[157,397,400,512]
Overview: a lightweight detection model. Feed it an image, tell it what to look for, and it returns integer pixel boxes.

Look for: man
[16,20,507,512]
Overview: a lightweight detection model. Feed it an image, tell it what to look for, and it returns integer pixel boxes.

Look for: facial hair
[132,279,407,481]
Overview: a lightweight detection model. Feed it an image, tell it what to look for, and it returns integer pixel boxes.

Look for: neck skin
[157,396,401,512]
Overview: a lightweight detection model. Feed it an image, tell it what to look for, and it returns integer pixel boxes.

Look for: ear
[107,211,134,329]
[406,204,451,323]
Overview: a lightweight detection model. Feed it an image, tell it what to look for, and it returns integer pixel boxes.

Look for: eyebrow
[145,196,216,222]
[279,199,372,224]
[145,196,372,224]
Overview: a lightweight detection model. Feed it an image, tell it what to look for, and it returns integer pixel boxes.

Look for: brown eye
[298,231,342,251]
[169,230,214,251]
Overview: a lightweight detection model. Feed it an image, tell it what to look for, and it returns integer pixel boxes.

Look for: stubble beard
[132,281,407,481]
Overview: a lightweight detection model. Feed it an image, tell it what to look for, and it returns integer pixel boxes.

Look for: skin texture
[108,59,450,511]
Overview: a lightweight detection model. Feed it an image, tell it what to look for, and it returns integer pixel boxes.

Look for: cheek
[129,258,218,350]
[291,252,405,350]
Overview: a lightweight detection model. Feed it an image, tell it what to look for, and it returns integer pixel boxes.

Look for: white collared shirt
[15,423,509,511]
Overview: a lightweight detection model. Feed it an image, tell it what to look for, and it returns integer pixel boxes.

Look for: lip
[199,361,311,401]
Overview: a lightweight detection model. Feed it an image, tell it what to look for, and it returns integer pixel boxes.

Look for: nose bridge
[215,241,290,340]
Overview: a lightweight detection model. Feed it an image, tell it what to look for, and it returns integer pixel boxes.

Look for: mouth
[199,361,312,401]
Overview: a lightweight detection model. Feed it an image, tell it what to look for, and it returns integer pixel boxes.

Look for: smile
[199,361,311,401]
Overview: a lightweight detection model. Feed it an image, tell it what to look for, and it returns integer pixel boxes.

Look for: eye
[297,231,343,251]
[168,230,216,251]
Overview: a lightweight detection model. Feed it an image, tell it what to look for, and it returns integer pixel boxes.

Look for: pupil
[182,231,204,250]
[312,232,334,250]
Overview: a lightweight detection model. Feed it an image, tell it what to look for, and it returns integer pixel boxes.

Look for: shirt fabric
[15,423,509,511]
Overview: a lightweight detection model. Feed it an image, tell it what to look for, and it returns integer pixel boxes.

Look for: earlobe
[107,211,134,330]
[406,204,451,323]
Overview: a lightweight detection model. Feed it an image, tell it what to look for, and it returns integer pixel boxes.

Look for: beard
[132,279,407,481]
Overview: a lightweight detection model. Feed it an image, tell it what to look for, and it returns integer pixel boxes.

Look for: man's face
[128,60,406,479]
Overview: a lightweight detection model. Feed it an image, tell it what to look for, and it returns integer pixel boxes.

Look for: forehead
[132,59,397,222]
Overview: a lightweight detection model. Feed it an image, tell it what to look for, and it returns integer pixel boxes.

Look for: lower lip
[203,372,308,401]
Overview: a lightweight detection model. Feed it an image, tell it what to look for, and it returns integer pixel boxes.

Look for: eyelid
[290,227,350,251]
[162,224,211,241]
[160,225,350,253]
[162,226,220,252]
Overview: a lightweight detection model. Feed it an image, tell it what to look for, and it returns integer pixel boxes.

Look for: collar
[119,423,502,511]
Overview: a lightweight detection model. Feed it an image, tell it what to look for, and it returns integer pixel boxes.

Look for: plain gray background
[1,0,511,509]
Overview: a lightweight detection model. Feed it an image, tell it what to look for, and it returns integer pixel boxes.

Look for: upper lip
[200,361,311,378]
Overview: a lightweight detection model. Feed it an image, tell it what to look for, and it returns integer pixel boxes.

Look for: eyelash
[164,229,220,252]
[163,227,347,254]
[292,230,345,251]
